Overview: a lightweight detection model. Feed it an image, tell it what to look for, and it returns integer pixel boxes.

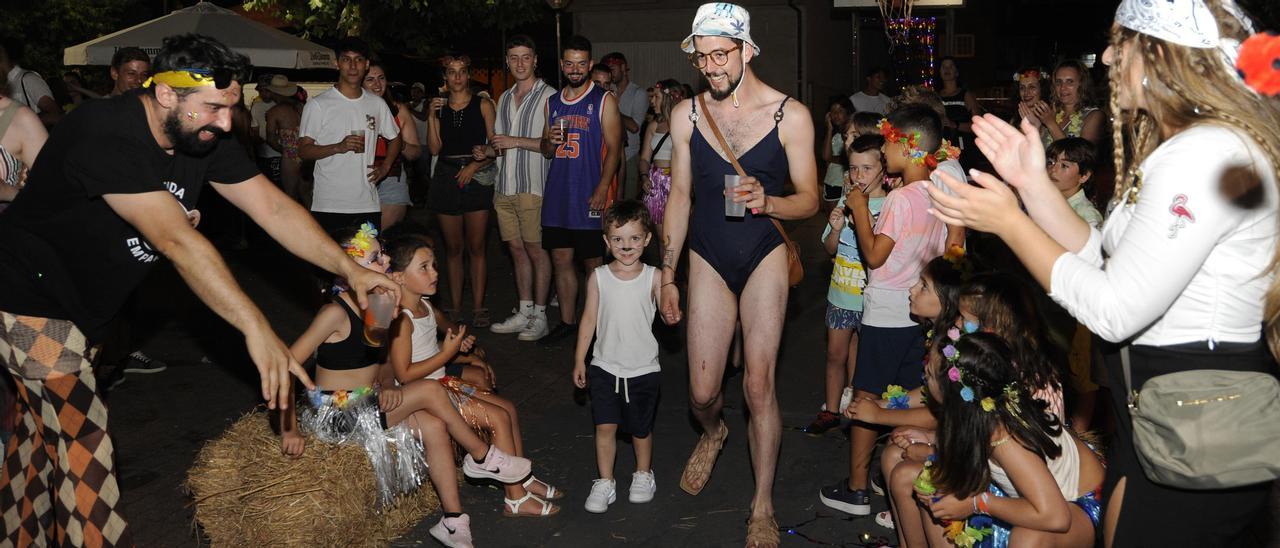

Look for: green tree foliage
[243,0,549,58]
[0,0,149,83]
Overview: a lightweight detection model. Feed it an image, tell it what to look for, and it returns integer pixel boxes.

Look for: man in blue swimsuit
[659,4,819,546]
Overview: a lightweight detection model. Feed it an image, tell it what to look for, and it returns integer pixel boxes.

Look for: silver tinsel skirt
[300,387,427,506]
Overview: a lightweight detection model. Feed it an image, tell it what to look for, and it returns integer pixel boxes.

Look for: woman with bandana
[926,1,1280,545]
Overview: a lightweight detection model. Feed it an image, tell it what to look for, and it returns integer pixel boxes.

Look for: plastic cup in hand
[724,174,746,218]
[350,130,366,154]
[362,292,396,347]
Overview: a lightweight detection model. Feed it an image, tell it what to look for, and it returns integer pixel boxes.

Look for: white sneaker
[461,445,532,484]
[628,470,656,503]
[518,314,550,341]
[490,311,532,334]
[584,478,616,513]
[429,514,474,548]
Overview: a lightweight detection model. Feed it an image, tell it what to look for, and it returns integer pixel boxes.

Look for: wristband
[972,496,979,515]
[661,281,677,289]
[977,492,990,515]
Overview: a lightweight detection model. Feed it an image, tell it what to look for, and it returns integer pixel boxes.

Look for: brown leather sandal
[679,420,728,495]
[745,515,780,548]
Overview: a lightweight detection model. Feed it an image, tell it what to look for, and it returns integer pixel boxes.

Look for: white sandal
[502,492,559,518]
[522,476,563,500]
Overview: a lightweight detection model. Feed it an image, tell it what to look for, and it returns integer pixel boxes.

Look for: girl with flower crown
[927,0,1280,544]
[914,332,1105,548]
[280,222,556,546]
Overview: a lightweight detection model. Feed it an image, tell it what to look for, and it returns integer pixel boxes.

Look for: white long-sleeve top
[1050,124,1277,347]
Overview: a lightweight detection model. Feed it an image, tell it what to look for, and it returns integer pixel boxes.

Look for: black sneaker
[123,351,167,374]
[819,479,871,516]
[536,322,577,346]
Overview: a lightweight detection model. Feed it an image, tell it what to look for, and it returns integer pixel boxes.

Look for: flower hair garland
[1012,69,1045,82]
[343,222,379,260]
[878,119,960,169]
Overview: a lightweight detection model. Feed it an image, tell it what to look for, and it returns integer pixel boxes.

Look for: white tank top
[590,264,660,378]
[404,298,444,379]
[651,131,672,161]
[988,427,1083,500]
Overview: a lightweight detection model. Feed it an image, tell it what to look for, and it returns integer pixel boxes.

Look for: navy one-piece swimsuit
[687,97,790,294]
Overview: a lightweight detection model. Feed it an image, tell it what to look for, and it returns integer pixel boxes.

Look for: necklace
[449,103,465,128]
[1055,109,1084,137]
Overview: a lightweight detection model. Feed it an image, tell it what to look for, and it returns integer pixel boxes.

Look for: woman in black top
[426,54,497,326]
[937,57,985,170]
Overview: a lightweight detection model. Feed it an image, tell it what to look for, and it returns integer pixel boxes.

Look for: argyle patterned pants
[0,312,131,547]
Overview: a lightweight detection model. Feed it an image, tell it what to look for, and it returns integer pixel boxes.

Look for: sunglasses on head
[177,66,246,89]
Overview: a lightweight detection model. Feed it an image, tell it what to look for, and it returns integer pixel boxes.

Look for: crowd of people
[0,1,1278,547]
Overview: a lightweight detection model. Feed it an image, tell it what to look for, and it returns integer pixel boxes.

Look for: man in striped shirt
[481,35,558,341]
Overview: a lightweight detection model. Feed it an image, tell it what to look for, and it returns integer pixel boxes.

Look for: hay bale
[186,411,439,547]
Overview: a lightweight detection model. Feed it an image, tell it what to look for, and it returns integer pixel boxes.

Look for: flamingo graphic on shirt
[1168,193,1195,239]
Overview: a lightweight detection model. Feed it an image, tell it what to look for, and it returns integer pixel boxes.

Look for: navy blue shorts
[850,324,926,395]
[588,366,660,438]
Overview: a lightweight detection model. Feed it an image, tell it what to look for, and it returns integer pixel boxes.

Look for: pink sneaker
[429,513,474,548]
[462,445,531,484]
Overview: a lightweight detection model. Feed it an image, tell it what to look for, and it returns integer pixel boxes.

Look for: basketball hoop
[877,0,915,49]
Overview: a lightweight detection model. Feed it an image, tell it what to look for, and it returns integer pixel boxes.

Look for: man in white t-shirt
[299,37,401,234]
[1,39,61,127]
[848,67,892,116]
[603,52,649,200]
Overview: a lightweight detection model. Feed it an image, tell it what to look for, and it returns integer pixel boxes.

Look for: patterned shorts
[825,304,863,330]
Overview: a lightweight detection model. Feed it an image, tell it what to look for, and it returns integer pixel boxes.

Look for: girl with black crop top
[278,224,554,541]
[426,54,498,327]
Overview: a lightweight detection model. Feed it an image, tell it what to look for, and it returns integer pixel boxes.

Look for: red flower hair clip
[1236,33,1280,96]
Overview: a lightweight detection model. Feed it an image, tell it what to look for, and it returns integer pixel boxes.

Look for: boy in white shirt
[572,200,662,513]
[298,37,401,234]
[1046,137,1104,229]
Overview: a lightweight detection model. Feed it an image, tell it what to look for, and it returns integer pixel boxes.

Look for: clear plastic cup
[361,292,396,347]
[724,174,746,217]
[350,130,366,154]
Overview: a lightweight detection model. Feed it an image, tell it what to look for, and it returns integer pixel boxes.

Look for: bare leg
[1008,505,1098,547]
[398,410,464,514]
[583,257,603,271]
[845,331,860,386]
[464,210,489,312]
[847,389,879,490]
[471,393,523,456]
[825,326,854,411]
[526,241,552,307]
[1104,478,1125,548]
[381,204,408,231]
[596,424,618,480]
[634,433,653,473]
[551,248,577,324]
[507,238,533,303]
[685,252,736,434]
[887,451,928,548]
[437,214,466,312]
[390,380,489,460]
[738,246,788,519]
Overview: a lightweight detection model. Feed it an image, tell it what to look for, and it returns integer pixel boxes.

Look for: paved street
[104,206,1277,547]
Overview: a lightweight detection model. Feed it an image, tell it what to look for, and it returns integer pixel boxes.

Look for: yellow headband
[142,70,216,89]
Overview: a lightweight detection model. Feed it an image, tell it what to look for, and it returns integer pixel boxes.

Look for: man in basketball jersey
[537,34,623,345]
[659,4,819,547]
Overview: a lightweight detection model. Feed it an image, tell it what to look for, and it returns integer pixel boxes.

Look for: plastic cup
[350,130,366,154]
[724,174,746,217]
[362,292,396,347]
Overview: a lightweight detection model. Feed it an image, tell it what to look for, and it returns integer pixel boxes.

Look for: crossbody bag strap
[1121,346,1136,408]
[696,94,794,243]
[0,102,19,140]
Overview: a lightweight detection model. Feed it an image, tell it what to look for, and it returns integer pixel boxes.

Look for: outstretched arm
[103,190,315,408]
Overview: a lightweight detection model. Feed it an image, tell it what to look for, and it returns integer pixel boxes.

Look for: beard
[564,71,587,87]
[163,111,226,156]
[706,71,742,101]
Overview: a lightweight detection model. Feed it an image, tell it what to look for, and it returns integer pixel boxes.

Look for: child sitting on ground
[280,222,538,547]
[573,200,662,513]
[821,104,955,517]
[807,134,891,435]
[915,331,1103,547]
[384,233,562,518]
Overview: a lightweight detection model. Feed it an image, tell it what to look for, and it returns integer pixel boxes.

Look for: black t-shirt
[0,91,259,340]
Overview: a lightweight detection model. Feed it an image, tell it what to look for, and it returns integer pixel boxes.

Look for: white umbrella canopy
[63,1,335,69]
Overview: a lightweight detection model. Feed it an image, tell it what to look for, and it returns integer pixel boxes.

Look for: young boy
[820,105,954,516]
[573,200,662,513]
[1045,137,1104,428]
[1046,137,1103,229]
[807,135,890,435]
